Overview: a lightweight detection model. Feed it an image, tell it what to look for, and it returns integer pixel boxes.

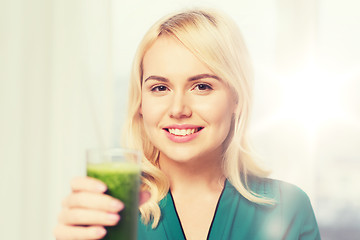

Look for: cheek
[195,96,235,124]
[141,94,166,127]
[141,100,154,126]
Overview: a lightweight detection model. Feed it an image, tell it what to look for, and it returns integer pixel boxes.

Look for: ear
[138,104,143,116]
[233,101,242,118]
[233,101,238,114]
[232,97,239,115]
[229,89,239,114]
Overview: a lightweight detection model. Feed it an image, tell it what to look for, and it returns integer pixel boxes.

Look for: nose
[168,92,192,119]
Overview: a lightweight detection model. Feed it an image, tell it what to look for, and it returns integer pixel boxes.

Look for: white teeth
[168,128,198,136]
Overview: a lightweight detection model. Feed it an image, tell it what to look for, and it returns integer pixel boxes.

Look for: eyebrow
[189,74,221,81]
[144,75,168,83]
[144,73,221,83]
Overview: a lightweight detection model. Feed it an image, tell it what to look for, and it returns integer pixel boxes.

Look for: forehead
[142,36,214,79]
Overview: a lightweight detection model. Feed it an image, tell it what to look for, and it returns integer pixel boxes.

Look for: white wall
[1,0,359,239]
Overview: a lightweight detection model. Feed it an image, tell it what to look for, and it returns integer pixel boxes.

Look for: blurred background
[0,0,359,239]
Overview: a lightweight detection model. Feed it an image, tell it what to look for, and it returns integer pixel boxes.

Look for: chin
[158,147,196,162]
[164,153,198,163]
[160,147,219,164]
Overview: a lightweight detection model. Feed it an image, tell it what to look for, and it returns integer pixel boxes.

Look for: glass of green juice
[86,148,141,240]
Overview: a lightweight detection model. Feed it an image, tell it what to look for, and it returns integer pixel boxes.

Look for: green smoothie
[87,162,140,240]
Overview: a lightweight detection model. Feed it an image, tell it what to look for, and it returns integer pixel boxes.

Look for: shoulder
[248,176,311,206]
[222,177,320,239]
[247,177,321,239]
[249,177,319,227]
[246,176,318,225]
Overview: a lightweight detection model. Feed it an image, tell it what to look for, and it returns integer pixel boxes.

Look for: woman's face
[140,36,236,163]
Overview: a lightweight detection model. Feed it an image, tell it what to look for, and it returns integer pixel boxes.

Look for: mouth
[163,127,204,136]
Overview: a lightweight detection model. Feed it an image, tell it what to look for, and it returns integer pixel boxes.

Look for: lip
[162,124,204,143]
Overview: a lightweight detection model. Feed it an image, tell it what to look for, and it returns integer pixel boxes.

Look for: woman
[54,9,320,240]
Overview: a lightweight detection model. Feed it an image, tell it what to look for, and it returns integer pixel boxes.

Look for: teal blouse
[138,178,321,239]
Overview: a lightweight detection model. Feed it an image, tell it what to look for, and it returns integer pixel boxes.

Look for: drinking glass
[87,148,141,240]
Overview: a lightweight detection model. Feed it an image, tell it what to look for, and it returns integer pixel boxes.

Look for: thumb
[139,190,151,206]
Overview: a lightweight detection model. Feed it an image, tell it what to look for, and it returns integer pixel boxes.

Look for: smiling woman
[124,9,320,240]
[54,8,321,240]
[140,35,236,166]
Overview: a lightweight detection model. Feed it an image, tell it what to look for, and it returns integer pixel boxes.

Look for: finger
[59,208,120,226]
[54,224,106,240]
[70,176,107,193]
[139,190,151,206]
[62,192,124,213]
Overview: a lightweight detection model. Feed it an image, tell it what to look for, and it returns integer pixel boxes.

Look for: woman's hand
[54,176,150,240]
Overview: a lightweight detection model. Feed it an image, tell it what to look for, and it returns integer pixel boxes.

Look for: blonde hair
[123,9,272,228]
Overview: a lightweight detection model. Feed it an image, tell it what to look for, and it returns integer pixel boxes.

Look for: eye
[193,83,213,91]
[151,85,168,92]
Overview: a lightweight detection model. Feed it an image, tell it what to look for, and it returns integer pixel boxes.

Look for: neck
[159,150,225,194]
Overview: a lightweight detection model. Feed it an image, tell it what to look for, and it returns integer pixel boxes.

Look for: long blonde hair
[123,9,271,228]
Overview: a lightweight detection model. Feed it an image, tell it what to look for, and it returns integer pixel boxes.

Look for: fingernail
[96,227,106,237]
[97,183,107,192]
[112,200,124,211]
[108,213,120,223]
